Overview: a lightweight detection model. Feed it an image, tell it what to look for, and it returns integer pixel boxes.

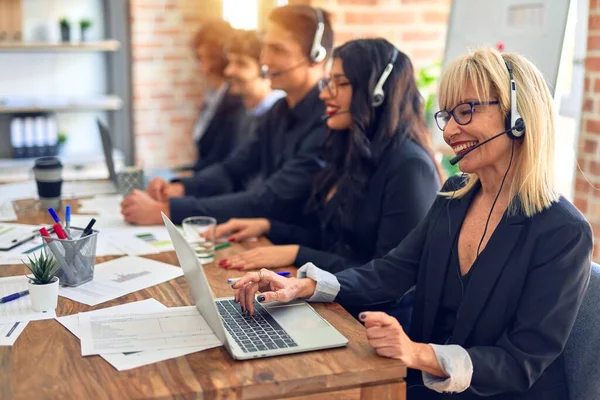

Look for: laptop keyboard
[217,299,298,353]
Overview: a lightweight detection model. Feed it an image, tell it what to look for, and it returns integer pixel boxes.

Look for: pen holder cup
[43,227,99,287]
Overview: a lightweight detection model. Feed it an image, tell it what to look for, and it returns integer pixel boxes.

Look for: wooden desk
[1,199,406,400]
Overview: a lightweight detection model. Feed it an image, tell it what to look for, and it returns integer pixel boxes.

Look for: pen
[227,271,291,284]
[0,290,29,304]
[53,223,68,240]
[81,218,96,237]
[65,205,71,235]
[48,208,71,239]
[215,242,231,251]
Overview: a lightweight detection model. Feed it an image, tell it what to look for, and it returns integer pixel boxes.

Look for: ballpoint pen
[65,205,71,236]
[227,271,291,284]
[48,208,72,239]
[0,290,29,304]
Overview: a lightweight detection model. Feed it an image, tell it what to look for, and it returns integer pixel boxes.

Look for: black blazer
[169,86,326,224]
[267,139,440,273]
[192,90,249,172]
[334,176,593,399]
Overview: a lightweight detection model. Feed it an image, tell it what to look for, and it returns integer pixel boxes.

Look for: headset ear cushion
[372,94,384,107]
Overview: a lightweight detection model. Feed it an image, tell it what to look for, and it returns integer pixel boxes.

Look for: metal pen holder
[43,227,99,287]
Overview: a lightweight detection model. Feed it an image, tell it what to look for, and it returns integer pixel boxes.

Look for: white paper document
[0,202,17,222]
[59,256,183,306]
[0,223,54,265]
[0,276,56,323]
[77,195,123,216]
[57,299,220,370]
[0,321,28,346]
[79,306,222,356]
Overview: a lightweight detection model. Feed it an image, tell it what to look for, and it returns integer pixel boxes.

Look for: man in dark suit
[190,28,285,172]
[186,19,248,172]
[121,5,333,225]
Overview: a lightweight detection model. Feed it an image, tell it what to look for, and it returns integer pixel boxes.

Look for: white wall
[0,0,109,157]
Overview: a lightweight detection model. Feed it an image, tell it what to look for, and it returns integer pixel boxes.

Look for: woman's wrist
[297,278,317,299]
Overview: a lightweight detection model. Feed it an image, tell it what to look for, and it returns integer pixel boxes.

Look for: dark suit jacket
[334,176,593,399]
[192,91,249,172]
[267,139,440,273]
[169,86,326,224]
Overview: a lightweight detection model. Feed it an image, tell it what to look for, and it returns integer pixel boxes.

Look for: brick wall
[130,0,450,168]
[130,0,220,169]
[576,0,600,262]
[290,0,451,70]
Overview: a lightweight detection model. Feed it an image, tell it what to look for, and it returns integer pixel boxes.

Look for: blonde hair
[438,48,559,217]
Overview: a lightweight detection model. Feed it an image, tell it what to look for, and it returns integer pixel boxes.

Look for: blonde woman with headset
[231,48,593,399]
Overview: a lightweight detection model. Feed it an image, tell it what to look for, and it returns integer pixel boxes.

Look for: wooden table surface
[0,199,406,400]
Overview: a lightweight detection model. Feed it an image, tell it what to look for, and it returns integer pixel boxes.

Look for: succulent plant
[24,252,60,285]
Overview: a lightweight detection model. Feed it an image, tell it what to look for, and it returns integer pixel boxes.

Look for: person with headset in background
[223,29,285,137]
[186,20,248,172]
[213,39,443,322]
[231,48,593,399]
[121,5,332,225]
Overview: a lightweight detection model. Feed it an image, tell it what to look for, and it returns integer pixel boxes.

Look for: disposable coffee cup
[117,166,144,197]
[33,156,63,210]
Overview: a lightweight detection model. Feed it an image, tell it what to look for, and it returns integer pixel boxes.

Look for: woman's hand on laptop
[231,269,316,314]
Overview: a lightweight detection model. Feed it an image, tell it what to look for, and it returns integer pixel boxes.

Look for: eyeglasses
[434,101,500,131]
[318,77,351,98]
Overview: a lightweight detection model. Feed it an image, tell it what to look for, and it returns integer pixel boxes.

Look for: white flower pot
[28,276,59,312]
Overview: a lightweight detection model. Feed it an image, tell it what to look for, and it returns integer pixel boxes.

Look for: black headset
[504,60,526,139]
[372,48,399,107]
[309,8,327,64]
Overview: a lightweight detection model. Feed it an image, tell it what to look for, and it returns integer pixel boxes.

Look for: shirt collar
[251,90,286,117]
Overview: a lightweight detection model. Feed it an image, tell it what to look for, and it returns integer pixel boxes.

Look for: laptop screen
[161,212,228,345]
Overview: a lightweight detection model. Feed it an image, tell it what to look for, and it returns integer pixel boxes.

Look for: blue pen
[65,205,71,235]
[0,290,29,304]
[48,207,71,239]
[227,271,290,284]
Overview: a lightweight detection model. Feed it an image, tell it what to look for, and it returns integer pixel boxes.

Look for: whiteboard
[443,0,571,95]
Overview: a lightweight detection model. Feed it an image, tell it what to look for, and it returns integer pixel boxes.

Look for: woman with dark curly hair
[215,38,442,318]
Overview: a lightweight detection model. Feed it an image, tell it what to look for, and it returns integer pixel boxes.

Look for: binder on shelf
[9,113,59,159]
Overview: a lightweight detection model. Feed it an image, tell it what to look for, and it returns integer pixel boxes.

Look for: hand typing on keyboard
[231,269,316,315]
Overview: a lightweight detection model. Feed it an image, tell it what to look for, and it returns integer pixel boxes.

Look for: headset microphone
[260,65,269,79]
[448,127,513,165]
[261,61,307,79]
[321,109,350,121]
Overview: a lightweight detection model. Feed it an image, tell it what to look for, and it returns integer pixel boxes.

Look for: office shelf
[0,95,123,114]
[0,40,121,52]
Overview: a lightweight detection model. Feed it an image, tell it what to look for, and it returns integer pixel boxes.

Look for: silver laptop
[96,119,119,190]
[162,213,348,360]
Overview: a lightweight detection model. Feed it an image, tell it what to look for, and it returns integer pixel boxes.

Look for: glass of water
[182,216,216,264]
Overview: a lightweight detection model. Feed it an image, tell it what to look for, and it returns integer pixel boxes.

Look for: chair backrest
[564,262,600,400]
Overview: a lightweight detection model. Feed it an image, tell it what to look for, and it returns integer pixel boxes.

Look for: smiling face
[260,22,310,92]
[319,58,353,130]
[225,52,261,96]
[442,82,512,174]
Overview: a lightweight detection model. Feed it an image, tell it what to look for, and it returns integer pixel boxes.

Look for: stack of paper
[59,256,183,306]
[56,299,222,370]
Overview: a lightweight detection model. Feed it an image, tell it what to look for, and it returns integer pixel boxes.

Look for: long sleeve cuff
[422,344,473,394]
[296,262,340,303]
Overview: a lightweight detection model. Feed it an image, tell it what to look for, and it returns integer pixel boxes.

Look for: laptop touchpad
[266,303,330,332]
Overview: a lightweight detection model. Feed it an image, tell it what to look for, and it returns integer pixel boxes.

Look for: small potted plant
[24,252,61,312]
[59,18,70,42]
[57,132,67,155]
[80,19,92,42]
